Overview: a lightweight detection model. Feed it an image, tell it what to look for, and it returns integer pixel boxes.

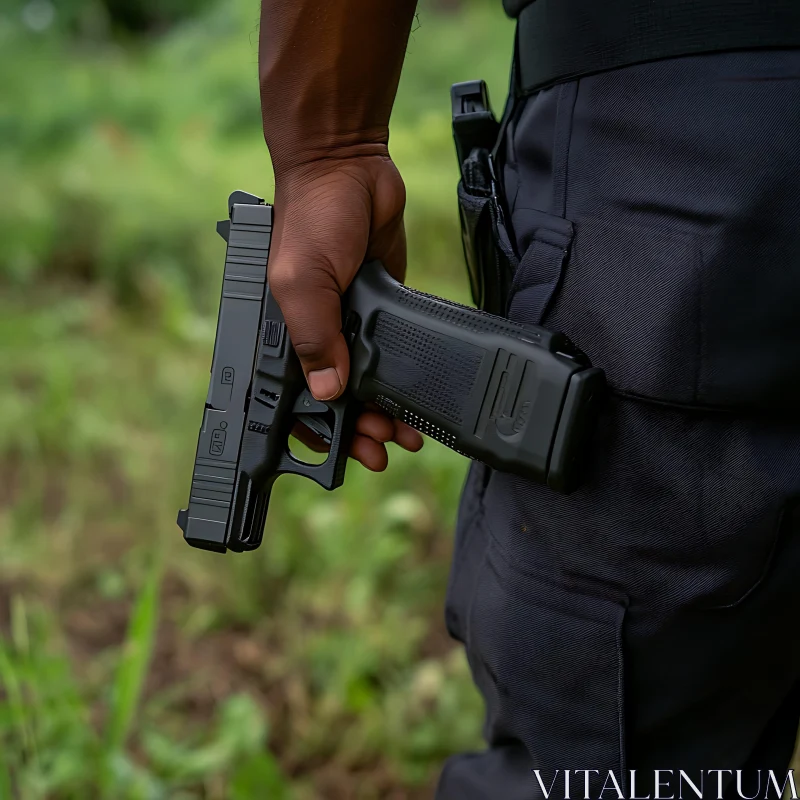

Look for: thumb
[267,160,388,401]
[269,252,351,401]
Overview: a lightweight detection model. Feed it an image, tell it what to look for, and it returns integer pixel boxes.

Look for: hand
[268,154,424,471]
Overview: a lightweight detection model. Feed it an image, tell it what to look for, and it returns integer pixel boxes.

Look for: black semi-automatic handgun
[177,192,605,554]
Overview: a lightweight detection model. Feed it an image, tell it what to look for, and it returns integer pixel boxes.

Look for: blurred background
[0,1,514,797]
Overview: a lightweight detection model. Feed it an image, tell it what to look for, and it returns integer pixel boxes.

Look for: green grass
[0,2,514,794]
[0,293,486,798]
[0,585,290,799]
[0,0,513,310]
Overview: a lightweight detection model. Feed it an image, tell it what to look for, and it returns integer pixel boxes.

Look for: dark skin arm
[259,0,423,471]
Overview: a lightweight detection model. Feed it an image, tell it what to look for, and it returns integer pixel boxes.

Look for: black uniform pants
[437,49,800,800]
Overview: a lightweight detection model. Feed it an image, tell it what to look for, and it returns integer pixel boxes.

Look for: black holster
[452,80,518,317]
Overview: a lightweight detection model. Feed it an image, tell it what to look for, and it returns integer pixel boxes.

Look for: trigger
[293,390,333,445]
[298,415,332,445]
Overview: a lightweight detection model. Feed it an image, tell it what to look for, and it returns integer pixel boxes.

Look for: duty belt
[517,0,800,93]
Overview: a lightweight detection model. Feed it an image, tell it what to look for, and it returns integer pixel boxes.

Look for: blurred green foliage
[3,0,216,39]
[0,0,513,313]
[0,1,514,797]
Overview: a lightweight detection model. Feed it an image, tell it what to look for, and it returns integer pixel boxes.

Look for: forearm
[259,0,418,176]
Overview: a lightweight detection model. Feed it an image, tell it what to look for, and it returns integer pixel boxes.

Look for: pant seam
[551,80,579,218]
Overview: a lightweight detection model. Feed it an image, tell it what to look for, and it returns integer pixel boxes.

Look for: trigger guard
[276,394,357,492]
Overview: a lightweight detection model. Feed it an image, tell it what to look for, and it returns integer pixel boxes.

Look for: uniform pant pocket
[544,216,703,406]
[466,536,628,794]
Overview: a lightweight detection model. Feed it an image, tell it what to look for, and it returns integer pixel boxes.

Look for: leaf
[142,693,268,781]
[0,762,13,800]
[101,555,163,797]
[230,753,292,800]
[0,631,37,767]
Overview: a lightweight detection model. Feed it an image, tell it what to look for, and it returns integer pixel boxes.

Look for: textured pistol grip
[370,311,484,450]
[345,261,604,490]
